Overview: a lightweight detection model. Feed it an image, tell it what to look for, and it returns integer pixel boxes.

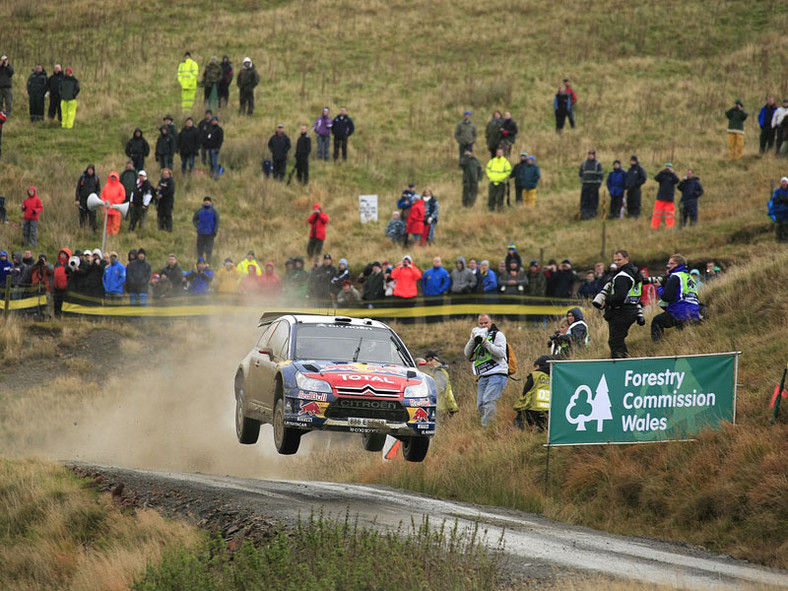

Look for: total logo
[565,375,613,432]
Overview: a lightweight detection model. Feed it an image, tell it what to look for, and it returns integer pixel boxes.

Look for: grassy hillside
[1,0,788,576]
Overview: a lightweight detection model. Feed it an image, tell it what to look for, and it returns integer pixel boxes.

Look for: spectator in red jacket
[21,186,43,247]
[405,196,425,247]
[259,261,283,297]
[307,203,329,263]
[52,247,72,317]
[390,255,422,299]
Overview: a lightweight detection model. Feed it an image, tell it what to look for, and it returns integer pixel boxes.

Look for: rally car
[234,314,437,462]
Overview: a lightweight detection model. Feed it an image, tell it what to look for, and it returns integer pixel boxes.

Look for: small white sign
[359,194,378,224]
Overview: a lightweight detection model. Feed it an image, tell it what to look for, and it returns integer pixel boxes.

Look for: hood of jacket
[107,171,120,185]
[58,247,72,262]
[568,307,585,322]
[455,256,466,268]
[133,128,143,137]
[26,186,37,199]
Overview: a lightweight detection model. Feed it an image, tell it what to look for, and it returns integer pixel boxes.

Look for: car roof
[258,312,391,330]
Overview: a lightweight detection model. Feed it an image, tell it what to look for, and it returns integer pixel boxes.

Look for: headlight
[404,380,429,398]
[296,372,332,393]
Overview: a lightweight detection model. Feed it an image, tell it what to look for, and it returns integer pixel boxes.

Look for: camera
[474,335,484,345]
[68,256,80,270]
[644,275,664,285]
[592,281,613,309]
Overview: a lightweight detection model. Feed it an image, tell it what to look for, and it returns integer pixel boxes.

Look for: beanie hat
[781,177,788,184]
[137,248,146,256]
[630,155,638,162]
[339,258,348,267]
[665,162,673,168]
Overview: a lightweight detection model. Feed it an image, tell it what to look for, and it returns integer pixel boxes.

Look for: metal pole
[101,201,109,255]
[600,220,607,260]
[544,444,551,495]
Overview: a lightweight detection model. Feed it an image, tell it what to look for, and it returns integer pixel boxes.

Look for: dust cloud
[27,312,352,479]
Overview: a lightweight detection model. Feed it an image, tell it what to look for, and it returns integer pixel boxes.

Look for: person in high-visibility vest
[177,52,199,111]
[485,148,512,212]
[513,355,552,431]
[651,253,700,341]
[423,351,459,415]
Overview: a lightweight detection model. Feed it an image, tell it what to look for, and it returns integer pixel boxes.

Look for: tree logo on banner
[565,375,613,432]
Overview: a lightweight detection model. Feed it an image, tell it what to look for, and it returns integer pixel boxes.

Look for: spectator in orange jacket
[21,186,43,247]
[259,261,283,297]
[405,196,425,247]
[390,255,422,299]
[307,203,329,263]
[100,171,126,235]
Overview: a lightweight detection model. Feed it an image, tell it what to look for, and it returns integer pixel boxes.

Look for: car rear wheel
[362,432,387,452]
[235,381,260,444]
[273,398,301,455]
[402,436,429,462]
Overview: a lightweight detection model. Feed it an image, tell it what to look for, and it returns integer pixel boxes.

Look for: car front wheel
[235,381,260,445]
[362,432,387,452]
[273,398,301,455]
[402,436,429,462]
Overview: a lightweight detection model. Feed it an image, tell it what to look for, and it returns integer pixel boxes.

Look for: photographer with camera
[599,249,645,358]
[51,248,73,318]
[549,307,588,358]
[651,254,700,342]
[464,313,508,427]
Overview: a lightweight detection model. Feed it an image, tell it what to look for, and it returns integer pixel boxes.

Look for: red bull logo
[413,407,429,422]
[299,401,321,416]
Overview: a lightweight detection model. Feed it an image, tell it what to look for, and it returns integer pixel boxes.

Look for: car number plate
[348,417,369,427]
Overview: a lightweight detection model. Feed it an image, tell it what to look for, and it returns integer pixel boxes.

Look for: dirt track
[68,463,788,591]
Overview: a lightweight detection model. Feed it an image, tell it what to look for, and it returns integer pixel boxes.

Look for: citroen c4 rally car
[234,314,437,462]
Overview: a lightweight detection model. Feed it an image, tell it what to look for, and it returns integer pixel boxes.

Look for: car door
[256,320,291,411]
[246,322,276,412]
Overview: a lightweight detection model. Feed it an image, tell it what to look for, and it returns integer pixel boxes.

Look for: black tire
[402,436,430,462]
[362,432,387,452]
[273,398,301,455]
[235,380,260,445]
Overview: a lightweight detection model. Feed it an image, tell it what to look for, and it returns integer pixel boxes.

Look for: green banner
[548,353,738,446]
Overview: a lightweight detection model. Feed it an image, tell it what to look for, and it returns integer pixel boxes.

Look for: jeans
[158,154,174,170]
[208,149,220,178]
[23,220,38,247]
[181,153,195,173]
[476,373,508,426]
[129,292,149,306]
[316,135,330,160]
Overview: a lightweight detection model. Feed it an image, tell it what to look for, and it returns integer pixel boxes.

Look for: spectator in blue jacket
[478,260,498,293]
[606,160,626,218]
[422,256,451,296]
[186,257,214,295]
[193,196,220,264]
[102,251,126,303]
[677,169,704,227]
[651,254,700,341]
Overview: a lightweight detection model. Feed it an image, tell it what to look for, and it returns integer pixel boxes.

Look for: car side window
[256,323,276,349]
[267,322,290,360]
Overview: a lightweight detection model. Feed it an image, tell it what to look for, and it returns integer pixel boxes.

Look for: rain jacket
[103,259,126,295]
[390,263,422,298]
[22,187,43,221]
[53,248,72,291]
[178,57,199,90]
[100,171,126,219]
[308,210,329,240]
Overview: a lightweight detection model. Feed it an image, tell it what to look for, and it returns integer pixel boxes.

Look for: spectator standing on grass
[295,124,311,185]
[198,110,213,166]
[549,259,577,298]
[177,52,199,111]
[772,98,788,155]
[21,187,43,248]
[126,247,151,306]
[454,110,476,165]
[769,176,788,243]
[0,55,13,118]
[178,117,200,173]
[215,257,241,294]
[397,184,416,220]
[606,160,626,218]
[362,261,385,303]
[465,313,508,427]
[155,125,177,171]
[677,169,704,228]
[51,248,72,317]
[405,195,425,247]
[202,56,222,111]
[236,58,259,116]
[578,149,603,219]
[193,196,219,264]
[332,107,354,162]
[268,124,291,181]
[313,107,332,161]
[504,245,522,272]
[485,111,504,158]
[651,162,679,229]
[59,67,79,129]
[0,108,8,158]
[336,280,361,307]
[725,99,748,160]
[238,250,261,277]
[103,251,125,303]
[385,211,405,244]
[577,270,601,300]
[218,55,233,108]
[450,256,476,295]
[500,261,527,295]
[128,170,154,232]
[205,116,224,180]
[307,204,329,262]
[47,64,63,121]
[119,161,136,202]
[625,155,647,218]
[162,114,178,139]
[161,254,185,292]
[478,260,498,294]
[329,259,351,301]
[75,164,100,233]
[499,111,518,157]
[562,78,579,127]
[520,155,541,208]
[759,96,778,153]
[156,168,175,232]
[486,148,512,212]
[554,83,572,133]
[186,258,213,295]
[27,64,47,122]
[308,254,336,306]
[259,262,283,298]
[423,189,439,244]
[602,249,645,359]
[125,129,150,172]
[511,151,528,205]
[460,150,484,207]
[422,256,451,298]
[390,255,422,299]
[100,171,126,236]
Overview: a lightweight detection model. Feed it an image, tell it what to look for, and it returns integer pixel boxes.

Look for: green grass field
[2,0,788,585]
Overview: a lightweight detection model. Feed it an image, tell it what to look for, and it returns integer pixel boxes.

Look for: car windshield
[294,324,412,366]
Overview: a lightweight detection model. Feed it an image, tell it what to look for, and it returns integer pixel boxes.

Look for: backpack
[489,327,518,378]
